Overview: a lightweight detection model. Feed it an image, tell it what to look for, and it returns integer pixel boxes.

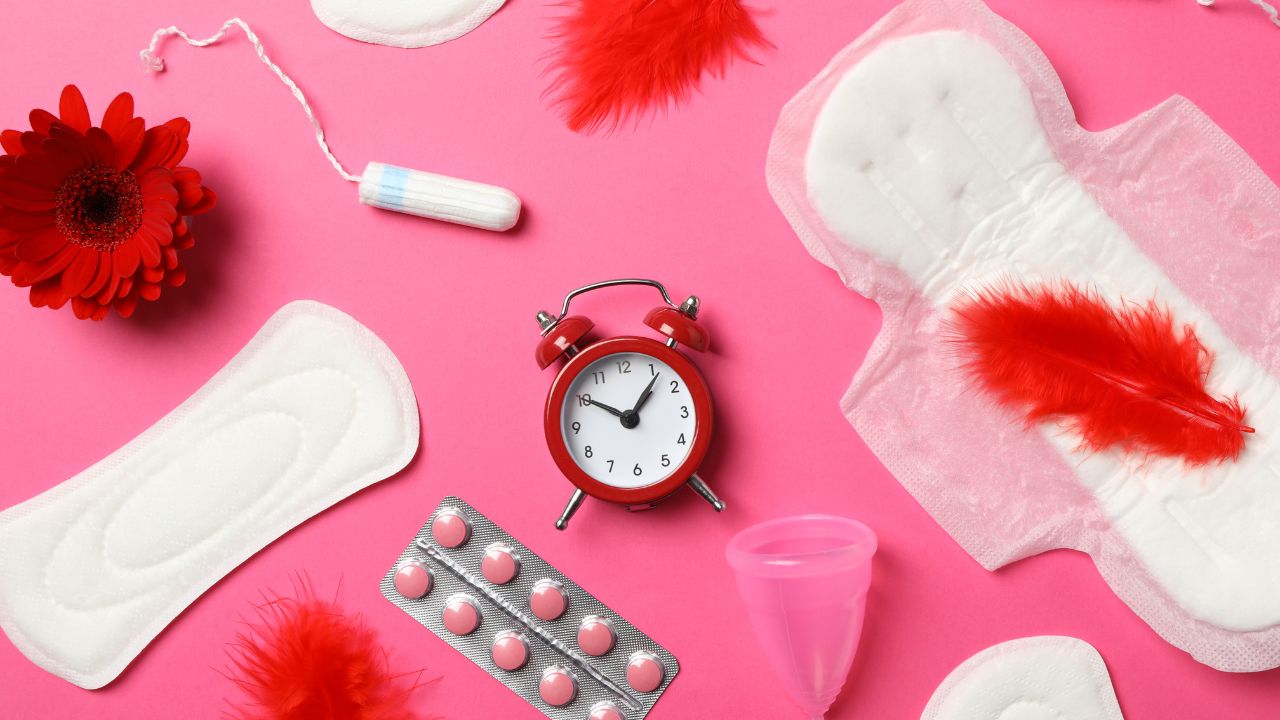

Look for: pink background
[0,0,1278,717]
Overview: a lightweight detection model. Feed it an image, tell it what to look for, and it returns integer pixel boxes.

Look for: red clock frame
[544,336,714,505]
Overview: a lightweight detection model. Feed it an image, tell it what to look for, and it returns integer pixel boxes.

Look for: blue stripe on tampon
[378,164,411,210]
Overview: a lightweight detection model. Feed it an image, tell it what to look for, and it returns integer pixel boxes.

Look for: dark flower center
[55,165,144,252]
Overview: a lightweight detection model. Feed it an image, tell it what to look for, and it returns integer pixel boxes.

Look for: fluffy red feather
[950,281,1252,465]
[225,584,430,720]
[545,0,771,133]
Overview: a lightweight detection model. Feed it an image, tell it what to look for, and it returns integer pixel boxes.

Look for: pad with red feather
[545,0,771,133]
[950,281,1252,465]
[226,584,432,720]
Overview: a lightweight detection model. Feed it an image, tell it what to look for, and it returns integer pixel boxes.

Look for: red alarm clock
[535,279,725,530]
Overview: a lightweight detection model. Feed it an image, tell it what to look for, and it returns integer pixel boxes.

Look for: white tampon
[358,162,520,231]
[140,18,522,232]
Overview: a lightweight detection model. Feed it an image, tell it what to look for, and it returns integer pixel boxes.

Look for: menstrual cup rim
[725,514,877,578]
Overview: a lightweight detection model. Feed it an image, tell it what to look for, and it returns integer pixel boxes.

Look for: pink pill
[626,650,665,692]
[481,543,521,584]
[589,701,625,720]
[490,631,530,672]
[529,579,569,621]
[442,594,481,635]
[539,665,578,707]
[577,615,616,657]
[393,561,433,600]
[432,509,472,548]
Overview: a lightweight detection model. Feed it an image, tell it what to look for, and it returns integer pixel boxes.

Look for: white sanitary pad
[922,637,1125,720]
[0,301,420,688]
[311,0,506,48]
[767,0,1280,671]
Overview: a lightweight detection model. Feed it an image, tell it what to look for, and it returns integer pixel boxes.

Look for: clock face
[560,351,699,489]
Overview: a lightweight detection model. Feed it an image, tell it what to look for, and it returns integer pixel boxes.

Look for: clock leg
[554,488,587,530]
[687,473,725,512]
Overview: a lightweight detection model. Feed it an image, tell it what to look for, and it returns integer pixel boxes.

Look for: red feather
[225,583,432,720]
[950,281,1253,465]
[545,0,771,133]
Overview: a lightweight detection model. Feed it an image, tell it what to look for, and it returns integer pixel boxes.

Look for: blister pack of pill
[381,496,679,720]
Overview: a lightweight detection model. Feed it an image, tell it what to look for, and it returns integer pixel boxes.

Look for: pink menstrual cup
[726,515,876,720]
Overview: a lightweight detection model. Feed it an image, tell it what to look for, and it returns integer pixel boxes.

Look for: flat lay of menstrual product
[767,0,1280,672]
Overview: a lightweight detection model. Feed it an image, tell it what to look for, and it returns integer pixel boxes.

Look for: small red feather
[545,0,771,133]
[950,281,1252,465]
[225,583,431,720]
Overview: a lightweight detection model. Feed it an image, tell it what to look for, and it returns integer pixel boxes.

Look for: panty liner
[311,0,507,48]
[0,300,419,688]
[922,637,1125,720]
[766,0,1280,671]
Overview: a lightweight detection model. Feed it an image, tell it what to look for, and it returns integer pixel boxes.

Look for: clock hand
[584,397,625,417]
[631,372,660,414]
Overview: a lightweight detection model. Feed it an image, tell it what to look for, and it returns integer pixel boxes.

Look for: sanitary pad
[922,637,1125,720]
[0,301,419,688]
[767,0,1280,671]
[311,0,506,48]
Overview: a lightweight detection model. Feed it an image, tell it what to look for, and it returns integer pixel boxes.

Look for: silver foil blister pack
[381,496,679,719]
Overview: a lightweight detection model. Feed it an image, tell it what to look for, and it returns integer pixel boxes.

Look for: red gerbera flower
[0,85,216,320]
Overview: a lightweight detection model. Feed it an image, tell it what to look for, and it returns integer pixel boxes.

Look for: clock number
[678,433,687,445]
[649,363,657,376]
[616,360,631,374]
[661,454,671,467]
[669,380,680,394]
[633,464,643,476]
[606,460,614,472]
[577,393,592,407]
[571,421,581,435]
[584,445,593,458]
[680,405,689,418]
[592,371,606,385]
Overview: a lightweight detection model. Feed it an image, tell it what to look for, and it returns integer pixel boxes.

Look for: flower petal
[130,126,179,171]
[1,130,24,156]
[0,173,55,200]
[101,92,134,138]
[135,218,166,264]
[113,240,140,276]
[71,295,95,319]
[111,117,145,171]
[163,118,190,165]
[46,125,90,163]
[166,265,186,287]
[60,246,100,296]
[0,206,55,230]
[114,291,138,318]
[138,166,178,204]
[29,277,68,309]
[84,127,114,166]
[185,186,217,215]
[96,269,120,304]
[139,282,161,301]
[19,131,44,155]
[58,86,91,133]
[11,152,72,188]
[13,242,77,285]
[144,196,177,223]
[163,117,190,140]
[0,178,57,211]
[91,304,109,321]
[172,167,205,207]
[85,248,114,297]
[14,225,67,261]
[28,109,57,136]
